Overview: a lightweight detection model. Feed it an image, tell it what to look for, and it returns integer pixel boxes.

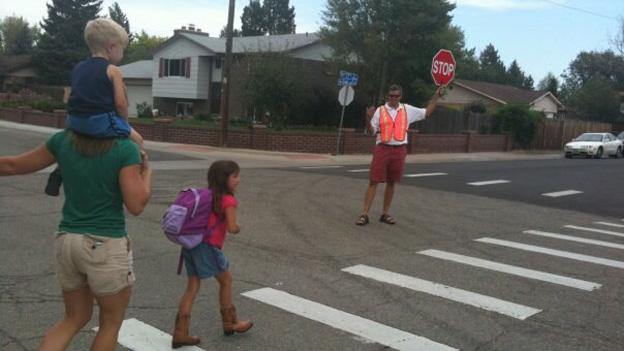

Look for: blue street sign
[338,71,358,86]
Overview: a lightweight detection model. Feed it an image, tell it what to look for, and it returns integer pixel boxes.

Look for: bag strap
[189,188,201,218]
[176,248,184,275]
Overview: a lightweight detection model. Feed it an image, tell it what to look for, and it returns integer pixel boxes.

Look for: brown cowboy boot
[220,305,253,336]
[172,313,201,348]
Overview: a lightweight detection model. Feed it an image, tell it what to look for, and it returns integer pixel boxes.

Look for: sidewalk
[0,120,562,168]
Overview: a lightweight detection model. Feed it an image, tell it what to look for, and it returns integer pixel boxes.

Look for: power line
[537,0,619,21]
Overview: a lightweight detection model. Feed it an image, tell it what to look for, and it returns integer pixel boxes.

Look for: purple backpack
[162,188,214,249]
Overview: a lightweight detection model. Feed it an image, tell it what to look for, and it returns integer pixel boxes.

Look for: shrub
[136,102,152,118]
[492,104,544,148]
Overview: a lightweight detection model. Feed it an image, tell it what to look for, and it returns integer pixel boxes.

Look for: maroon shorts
[369,144,407,183]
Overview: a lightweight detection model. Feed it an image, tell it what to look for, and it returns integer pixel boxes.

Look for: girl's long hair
[207,160,240,215]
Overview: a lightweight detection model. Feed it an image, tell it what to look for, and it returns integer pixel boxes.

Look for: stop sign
[431,49,456,86]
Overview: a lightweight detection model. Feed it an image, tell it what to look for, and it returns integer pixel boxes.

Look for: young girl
[172,160,253,348]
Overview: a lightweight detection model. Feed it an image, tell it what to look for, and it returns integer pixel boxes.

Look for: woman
[0,129,151,350]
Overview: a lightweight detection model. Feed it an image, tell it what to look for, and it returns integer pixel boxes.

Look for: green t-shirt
[46,131,141,237]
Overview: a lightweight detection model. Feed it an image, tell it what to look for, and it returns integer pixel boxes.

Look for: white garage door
[127,84,153,117]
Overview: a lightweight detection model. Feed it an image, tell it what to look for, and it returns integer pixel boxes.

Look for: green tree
[610,16,624,56]
[241,0,266,36]
[108,2,132,42]
[123,30,166,63]
[263,0,295,35]
[561,51,624,93]
[219,26,242,38]
[33,0,103,85]
[241,52,310,129]
[566,76,620,122]
[321,0,458,105]
[0,16,38,55]
[537,72,559,96]
[479,43,507,84]
[455,47,481,80]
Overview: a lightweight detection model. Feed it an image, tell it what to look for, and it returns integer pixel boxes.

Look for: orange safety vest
[379,104,408,143]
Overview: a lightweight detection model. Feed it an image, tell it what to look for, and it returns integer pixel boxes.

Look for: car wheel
[595,147,603,159]
[617,147,623,158]
[565,154,572,159]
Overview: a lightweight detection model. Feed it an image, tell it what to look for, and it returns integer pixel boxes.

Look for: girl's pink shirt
[204,194,237,249]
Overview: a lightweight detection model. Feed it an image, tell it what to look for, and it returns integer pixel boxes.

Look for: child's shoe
[171,313,201,348]
[220,305,253,336]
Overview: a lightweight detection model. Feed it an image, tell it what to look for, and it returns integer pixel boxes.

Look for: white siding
[152,38,214,99]
[440,85,501,107]
[196,56,211,99]
[291,43,333,62]
[125,81,153,117]
[531,96,559,118]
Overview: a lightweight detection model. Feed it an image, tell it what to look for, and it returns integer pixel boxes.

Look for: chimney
[197,28,202,32]
[188,23,196,31]
[181,26,187,30]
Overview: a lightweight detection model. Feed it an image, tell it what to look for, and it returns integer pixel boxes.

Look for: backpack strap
[176,248,184,275]
[189,188,201,218]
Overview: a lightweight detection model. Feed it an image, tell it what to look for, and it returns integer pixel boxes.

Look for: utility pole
[220,0,235,147]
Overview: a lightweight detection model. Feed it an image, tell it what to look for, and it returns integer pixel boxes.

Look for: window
[163,58,187,77]
[215,57,222,69]
[176,102,193,117]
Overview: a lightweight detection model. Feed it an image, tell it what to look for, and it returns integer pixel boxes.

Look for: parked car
[617,131,624,142]
[564,133,622,159]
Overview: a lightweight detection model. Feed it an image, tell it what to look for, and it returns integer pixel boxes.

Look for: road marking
[299,165,343,169]
[564,225,624,238]
[404,173,448,178]
[347,169,369,173]
[595,221,624,228]
[92,318,204,351]
[467,179,510,186]
[524,230,624,250]
[342,264,541,320]
[242,287,457,351]
[541,190,583,197]
[418,249,600,291]
[476,237,624,269]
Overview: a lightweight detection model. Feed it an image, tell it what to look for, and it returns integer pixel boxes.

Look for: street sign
[338,71,358,86]
[338,86,355,106]
[431,49,456,86]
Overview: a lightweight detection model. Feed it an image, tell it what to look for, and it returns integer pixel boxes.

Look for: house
[123,26,331,118]
[119,60,152,116]
[440,79,565,119]
[0,55,37,92]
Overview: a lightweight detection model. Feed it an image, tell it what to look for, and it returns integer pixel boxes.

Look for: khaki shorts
[55,232,135,297]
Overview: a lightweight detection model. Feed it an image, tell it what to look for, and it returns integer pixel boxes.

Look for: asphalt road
[2,127,624,351]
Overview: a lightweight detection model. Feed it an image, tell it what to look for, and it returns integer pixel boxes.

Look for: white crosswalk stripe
[242,287,458,351]
[476,237,624,269]
[342,264,541,320]
[524,230,624,250]
[404,173,448,178]
[541,190,583,197]
[467,179,510,186]
[564,225,624,238]
[418,249,601,291]
[347,169,369,173]
[595,221,624,228]
[299,165,343,169]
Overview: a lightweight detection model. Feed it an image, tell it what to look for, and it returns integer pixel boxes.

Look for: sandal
[379,214,396,225]
[355,214,369,226]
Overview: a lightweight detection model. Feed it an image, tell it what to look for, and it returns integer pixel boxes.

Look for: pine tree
[33,0,102,85]
[264,0,295,35]
[241,0,266,36]
[479,44,507,84]
[108,2,132,42]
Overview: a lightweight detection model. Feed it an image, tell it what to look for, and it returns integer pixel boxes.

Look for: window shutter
[185,57,191,78]
[159,58,164,78]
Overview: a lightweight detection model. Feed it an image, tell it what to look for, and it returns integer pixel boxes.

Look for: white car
[564,133,623,159]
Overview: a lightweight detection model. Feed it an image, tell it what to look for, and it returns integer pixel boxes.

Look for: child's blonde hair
[84,18,129,53]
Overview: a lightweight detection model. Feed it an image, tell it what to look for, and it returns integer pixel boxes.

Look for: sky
[2,0,623,85]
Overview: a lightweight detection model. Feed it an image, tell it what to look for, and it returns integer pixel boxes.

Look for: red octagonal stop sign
[431,49,456,86]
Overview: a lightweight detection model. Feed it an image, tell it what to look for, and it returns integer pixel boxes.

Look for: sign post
[336,71,357,155]
[431,49,456,86]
